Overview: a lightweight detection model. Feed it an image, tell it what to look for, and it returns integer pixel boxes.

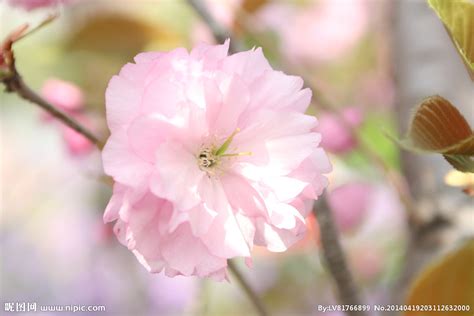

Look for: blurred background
[0,0,472,315]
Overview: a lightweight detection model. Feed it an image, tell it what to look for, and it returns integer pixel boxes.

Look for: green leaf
[404,240,474,315]
[397,96,474,172]
[428,0,474,80]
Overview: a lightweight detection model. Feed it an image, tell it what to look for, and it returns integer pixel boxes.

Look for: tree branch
[313,197,367,316]
[228,260,269,316]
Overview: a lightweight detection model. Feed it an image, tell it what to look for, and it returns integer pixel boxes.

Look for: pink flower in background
[327,182,372,233]
[40,78,93,156]
[258,0,368,63]
[7,0,69,11]
[60,117,95,156]
[102,41,331,280]
[333,182,406,281]
[317,106,364,154]
[42,79,84,115]
[205,0,241,27]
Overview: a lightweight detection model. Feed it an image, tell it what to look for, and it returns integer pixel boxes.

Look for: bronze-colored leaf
[242,0,268,13]
[404,240,474,316]
[407,96,473,154]
[398,95,474,172]
[66,14,157,60]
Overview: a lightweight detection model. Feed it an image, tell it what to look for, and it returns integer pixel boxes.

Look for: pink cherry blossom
[258,0,368,64]
[60,117,94,156]
[332,182,406,280]
[40,78,94,156]
[102,41,331,280]
[317,106,364,154]
[327,182,372,233]
[41,78,84,115]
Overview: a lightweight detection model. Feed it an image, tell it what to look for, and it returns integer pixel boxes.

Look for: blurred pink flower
[317,106,363,154]
[327,182,371,233]
[338,183,406,281]
[41,78,84,116]
[205,0,241,27]
[60,120,94,156]
[258,0,368,63]
[40,78,94,156]
[7,0,70,11]
[102,41,331,280]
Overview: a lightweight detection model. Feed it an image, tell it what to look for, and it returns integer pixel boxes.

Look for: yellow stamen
[220,151,253,157]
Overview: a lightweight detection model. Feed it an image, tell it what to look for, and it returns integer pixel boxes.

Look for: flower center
[198,148,217,169]
[197,128,251,175]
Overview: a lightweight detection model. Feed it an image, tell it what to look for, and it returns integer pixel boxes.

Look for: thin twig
[17,14,58,42]
[228,260,269,316]
[3,72,103,148]
[1,23,104,149]
[313,197,367,316]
